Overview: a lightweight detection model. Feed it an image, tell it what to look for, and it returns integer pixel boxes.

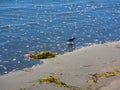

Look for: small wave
[56,11,85,15]
[0,22,40,29]
[90,3,120,11]
[26,22,40,26]
[0,25,11,29]
[0,6,28,11]
[0,65,3,67]
[35,1,81,7]
[0,42,9,46]
[36,10,85,16]
[3,61,10,63]
[0,24,22,29]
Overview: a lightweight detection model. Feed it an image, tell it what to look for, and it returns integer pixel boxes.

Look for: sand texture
[0,41,120,90]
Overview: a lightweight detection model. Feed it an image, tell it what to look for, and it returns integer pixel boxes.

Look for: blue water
[0,0,120,75]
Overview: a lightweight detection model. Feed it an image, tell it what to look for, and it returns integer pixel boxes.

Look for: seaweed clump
[87,69,120,84]
[38,76,68,87]
[86,69,120,90]
[32,76,83,90]
[29,51,56,60]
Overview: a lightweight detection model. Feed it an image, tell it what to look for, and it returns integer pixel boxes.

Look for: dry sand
[0,41,120,90]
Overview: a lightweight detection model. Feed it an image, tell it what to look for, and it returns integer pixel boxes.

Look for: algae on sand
[29,51,56,60]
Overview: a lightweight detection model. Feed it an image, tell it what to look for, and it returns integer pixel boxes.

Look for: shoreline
[0,41,120,90]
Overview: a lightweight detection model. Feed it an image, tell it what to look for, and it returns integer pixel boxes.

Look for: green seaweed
[87,69,120,90]
[38,76,68,87]
[30,51,56,59]
[20,69,120,90]
[87,69,120,85]
[33,76,83,90]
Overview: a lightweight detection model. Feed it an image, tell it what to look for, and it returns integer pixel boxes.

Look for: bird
[66,37,75,45]
[67,37,75,42]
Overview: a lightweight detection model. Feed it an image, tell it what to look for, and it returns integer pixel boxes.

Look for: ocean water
[0,0,120,75]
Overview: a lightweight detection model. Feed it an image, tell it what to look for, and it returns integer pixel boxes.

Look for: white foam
[3,66,7,70]
[12,58,16,61]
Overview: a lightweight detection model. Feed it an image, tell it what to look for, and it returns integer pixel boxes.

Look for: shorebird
[67,37,75,42]
[66,37,75,45]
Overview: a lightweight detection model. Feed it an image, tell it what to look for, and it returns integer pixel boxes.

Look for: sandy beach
[0,41,120,90]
